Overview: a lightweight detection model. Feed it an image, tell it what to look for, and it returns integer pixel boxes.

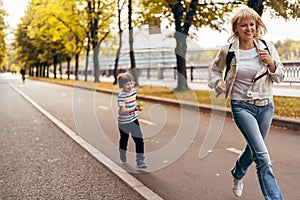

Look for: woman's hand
[259,49,276,72]
[215,81,227,97]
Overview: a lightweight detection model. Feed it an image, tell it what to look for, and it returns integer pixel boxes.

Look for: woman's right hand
[215,81,227,96]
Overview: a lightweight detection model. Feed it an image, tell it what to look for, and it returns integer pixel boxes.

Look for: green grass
[29,77,300,119]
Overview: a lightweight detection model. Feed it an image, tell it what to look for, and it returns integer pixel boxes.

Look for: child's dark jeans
[118,119,145,161]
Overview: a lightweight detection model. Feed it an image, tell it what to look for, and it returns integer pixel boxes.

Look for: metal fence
[100,61,300,84]
[281,61,300,83]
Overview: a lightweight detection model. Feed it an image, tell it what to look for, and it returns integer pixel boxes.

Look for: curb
[92,84,300,132]
[10,83,163,200]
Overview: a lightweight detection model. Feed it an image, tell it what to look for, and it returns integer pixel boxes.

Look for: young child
[117,72,147,168]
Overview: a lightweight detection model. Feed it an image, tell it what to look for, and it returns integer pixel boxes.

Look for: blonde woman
[208,8,284,199]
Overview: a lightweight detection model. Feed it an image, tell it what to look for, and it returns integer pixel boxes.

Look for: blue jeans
[230,100,284,200]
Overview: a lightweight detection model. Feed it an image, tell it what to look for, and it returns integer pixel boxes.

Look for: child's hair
[117,72,134,88]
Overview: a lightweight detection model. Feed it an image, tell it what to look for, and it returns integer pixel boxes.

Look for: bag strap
[252,70,268,83]
[224,43,234,81]
[260,39,270,54]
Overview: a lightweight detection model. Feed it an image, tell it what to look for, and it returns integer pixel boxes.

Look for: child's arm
[119,106,137,115]
[119,105,144,115]
[136,101,144,111]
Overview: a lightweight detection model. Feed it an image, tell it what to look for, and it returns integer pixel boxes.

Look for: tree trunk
[36,65,39,77]
[67,57,71,80]
[75,53,79,81]
[128,0,138,85]
[93,45,100,82]
[39,63,43,77]
[84,36,90,82]
[114,0,124,85]
[247,0,264,16]
[114,30,122,85]
[174,31,189,91]
[88,1,100,82]
[59,59,62,79]
[53,55,58,79]
[46,66,49,78]
[171,0,197,91]
[42,64,46,77]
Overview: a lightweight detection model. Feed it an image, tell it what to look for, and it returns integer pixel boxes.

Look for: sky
[2,0,300,48]
[2,0,28,28]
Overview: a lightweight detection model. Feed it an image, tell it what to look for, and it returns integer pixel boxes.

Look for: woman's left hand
[258,49,276,72]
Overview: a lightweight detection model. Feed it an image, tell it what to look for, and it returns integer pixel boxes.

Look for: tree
[85,0,115,82]
[140,0,239,91]
[14,4,45,77]
[41,0,87,80]
[14,0,115,83]
[17,0,69,78]
[247,0,264,15]
[0,9,7,70]
[128,0,139,86]
[276,39,300,60]
[113,0,126,84]
[248,0,300,18]
[139,0,300,91]
[27,0,90,80]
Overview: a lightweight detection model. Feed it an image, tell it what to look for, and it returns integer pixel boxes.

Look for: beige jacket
[208,38,285,99]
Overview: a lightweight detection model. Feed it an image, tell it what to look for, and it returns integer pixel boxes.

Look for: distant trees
[14,0,114,82]
[14,0,84,79]
[275,39,300,61]
[0,9,7,71]
[8,0,300,86]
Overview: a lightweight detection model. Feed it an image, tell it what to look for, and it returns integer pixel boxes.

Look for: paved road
[0,75,146,199]
[4,74,300,200]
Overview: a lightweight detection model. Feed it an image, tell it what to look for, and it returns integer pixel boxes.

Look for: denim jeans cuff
[231,168,241,180]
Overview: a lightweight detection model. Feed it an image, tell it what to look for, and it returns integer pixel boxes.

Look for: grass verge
[29,77,300,119]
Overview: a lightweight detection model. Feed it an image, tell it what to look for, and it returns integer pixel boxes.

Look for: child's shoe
[119,150,127,163]
[136,160,147,169]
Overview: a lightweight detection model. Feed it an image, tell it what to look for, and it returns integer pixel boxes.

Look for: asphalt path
[0,75,145,200]
[6,75,300,200]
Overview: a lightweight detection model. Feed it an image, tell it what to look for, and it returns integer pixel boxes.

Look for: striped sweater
[118,88,138,124]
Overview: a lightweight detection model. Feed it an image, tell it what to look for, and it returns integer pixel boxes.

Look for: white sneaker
[233,178,243,197]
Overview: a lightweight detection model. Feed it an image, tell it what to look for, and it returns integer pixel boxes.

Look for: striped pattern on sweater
[118,88,138,124]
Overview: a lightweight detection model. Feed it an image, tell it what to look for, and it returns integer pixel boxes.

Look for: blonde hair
[228,7,267,42]
[117,72,134,88]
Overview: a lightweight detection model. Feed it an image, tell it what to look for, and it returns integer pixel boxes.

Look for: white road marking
[99,106,109,110]
[226,147,242,155]
[226,147,274,162]
[139,118,156,126]
[9,83,163,200]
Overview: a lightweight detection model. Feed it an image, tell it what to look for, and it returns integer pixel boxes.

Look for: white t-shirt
[231,48,261,100]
